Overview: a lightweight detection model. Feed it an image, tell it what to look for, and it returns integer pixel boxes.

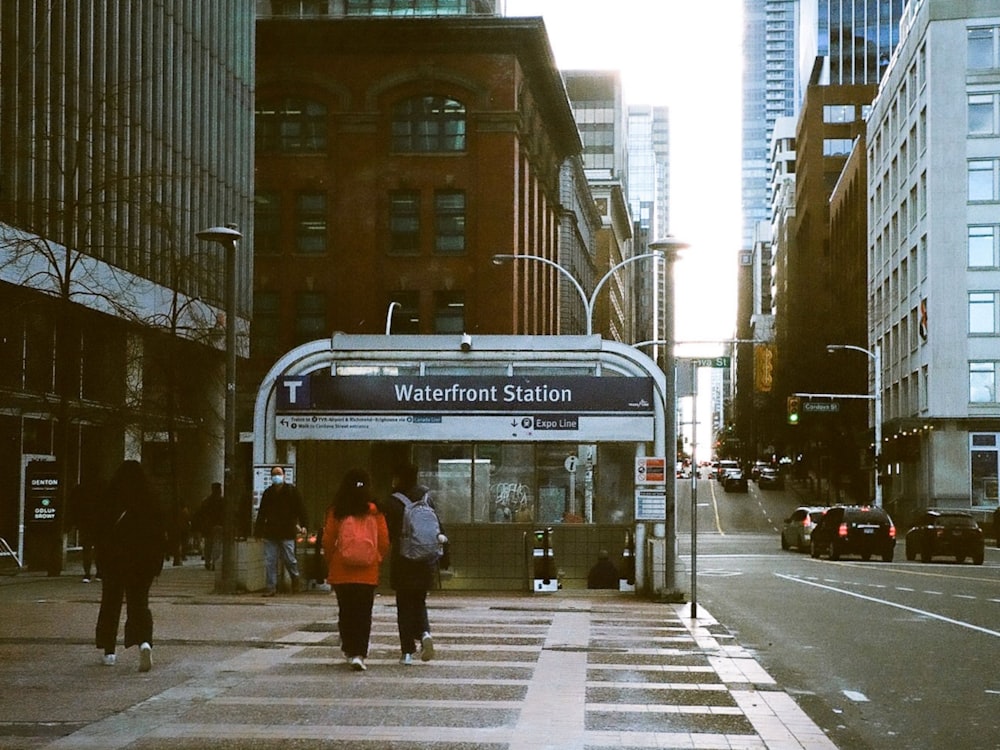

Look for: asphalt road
[675,475,1000,750]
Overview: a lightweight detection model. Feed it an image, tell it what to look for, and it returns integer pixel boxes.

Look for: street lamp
[491,251,666,335]
[647,237,689,594]
[196,224,242,593]
[826,343,882,508]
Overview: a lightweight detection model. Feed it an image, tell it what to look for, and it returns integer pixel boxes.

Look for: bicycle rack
[0,536,22,573]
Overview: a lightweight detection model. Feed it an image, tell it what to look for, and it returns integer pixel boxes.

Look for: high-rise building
[867,0,1000,520]
[0,3,254,569]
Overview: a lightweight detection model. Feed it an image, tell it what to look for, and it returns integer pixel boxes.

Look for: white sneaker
[139,643,152,673]
[399,653,413,666]
[349,656,366,672]
[101,653,116,666]
[420,632,434,662]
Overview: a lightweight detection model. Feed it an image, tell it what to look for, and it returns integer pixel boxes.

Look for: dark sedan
[722,468,748,493]
[904,510,985,564]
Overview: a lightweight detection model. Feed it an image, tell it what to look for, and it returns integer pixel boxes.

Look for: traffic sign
[688,357,731,368]
[802,401,840,413]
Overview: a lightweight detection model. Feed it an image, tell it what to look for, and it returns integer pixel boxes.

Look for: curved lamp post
[647,237,689,594]
[491,251,666,335]
[826,343,882,508]
[196,224,242,594]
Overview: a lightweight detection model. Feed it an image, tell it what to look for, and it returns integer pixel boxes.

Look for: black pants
[95,572,154,653]
[333,583,376,658]
[395,588,430,655]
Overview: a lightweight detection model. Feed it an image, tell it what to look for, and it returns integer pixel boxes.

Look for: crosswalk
[43,593,836,749]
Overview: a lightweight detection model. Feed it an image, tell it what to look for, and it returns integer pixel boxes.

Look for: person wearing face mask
[254,466,309,597]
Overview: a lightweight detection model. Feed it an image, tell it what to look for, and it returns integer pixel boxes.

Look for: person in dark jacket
[196,482,224,570]
[384,462,445,665]
[94,460,166,671]
[254,466,308,596]
[587,550,620,589]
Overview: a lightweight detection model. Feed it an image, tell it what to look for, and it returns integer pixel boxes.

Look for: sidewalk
[0,559,837,750]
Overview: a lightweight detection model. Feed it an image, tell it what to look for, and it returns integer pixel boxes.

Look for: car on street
[810,505,896,562]
[757,466,784,489]
[722,467,748,493]
[781,506,825,551]
[715,459,739,481]
[904,510,985,564]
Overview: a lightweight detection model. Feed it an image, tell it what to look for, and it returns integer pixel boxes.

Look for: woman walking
[322,468,389,671]
[94,460,166,671]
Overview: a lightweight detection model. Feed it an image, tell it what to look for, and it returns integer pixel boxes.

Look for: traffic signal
[787,396,801,425]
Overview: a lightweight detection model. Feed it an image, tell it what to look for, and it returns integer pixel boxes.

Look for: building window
[969,160,998,202]
[970,361,997,403]
[391,96,466,152]
[296,192,327,254]
[295,292,327,343]
[347,0,471,14]
[256,97,327,152]
[823,138,854,157]
[434,291,465,333]
[969,93,999,135]
[969,27,999,71]
[970,226,998,267]
[255,192,281,256]
[970,292,998,334]
[389,191,421,255]
[253,291,281,358]
[823,104,854,123]
[435,190,466,254]
[387,291,420,333]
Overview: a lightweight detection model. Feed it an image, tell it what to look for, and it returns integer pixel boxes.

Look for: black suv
[810,505,896,562]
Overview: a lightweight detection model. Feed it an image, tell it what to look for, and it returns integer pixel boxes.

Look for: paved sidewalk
[0,560,837,749]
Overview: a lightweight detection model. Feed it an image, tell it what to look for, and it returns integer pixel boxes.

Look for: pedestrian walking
[94,460,166,671]
[195,482,225,570]
[70,479,102,583]
[586,549,620,589]
[322,468,389,672]
[385,462,446,666]
[254,466,308,596]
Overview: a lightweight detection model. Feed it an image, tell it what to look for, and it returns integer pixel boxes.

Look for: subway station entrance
[252,333,675,594]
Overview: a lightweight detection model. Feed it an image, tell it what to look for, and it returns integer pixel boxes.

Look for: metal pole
[690,360,698,618]
[221,237,237,594]
[873,343,882,508]
[662,255,677,592]
[197,225,242,595]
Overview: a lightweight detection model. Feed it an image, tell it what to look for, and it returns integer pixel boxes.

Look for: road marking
[842,690,869,702]
[775,573,1000,638]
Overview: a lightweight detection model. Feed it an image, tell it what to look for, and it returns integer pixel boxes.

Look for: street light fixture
[826,343,882,508]
[196,224,242,594]
[491,250,666,336]
[647,237,689,595]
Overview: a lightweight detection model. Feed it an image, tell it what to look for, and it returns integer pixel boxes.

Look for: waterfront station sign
[275,375,656,442]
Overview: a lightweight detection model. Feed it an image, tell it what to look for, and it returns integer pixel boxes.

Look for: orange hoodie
[322,502,389,586]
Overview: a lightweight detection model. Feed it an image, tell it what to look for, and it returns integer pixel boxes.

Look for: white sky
[505,0,744,348]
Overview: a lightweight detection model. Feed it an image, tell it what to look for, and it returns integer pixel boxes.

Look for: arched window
[391,96,466,153]
[256,97,327,152]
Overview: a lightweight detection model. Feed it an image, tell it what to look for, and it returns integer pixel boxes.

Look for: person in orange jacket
[322,468,389,672]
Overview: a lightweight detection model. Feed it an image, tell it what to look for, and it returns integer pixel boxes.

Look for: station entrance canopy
[253,334,667,464]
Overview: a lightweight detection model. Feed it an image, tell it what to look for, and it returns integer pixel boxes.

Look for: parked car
[722,468,748,493]
[810,505,896,562]
[757,467,784,489]
[781,506,825,551]
[904,510,985,564]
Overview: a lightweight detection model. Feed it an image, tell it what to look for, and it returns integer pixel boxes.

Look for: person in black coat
[384,462,444,665]
[94,460,166,671]
[254,466,308,596]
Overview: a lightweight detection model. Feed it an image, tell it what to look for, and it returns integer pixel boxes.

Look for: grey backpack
[393,491,442,562]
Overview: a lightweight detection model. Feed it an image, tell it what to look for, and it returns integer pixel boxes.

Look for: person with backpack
[385,462,446,666]
[322,468,389,672]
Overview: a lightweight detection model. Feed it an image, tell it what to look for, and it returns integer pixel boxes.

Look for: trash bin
[530,527,558,592]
